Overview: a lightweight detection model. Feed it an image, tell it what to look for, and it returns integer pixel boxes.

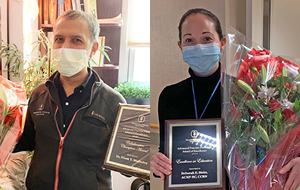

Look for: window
[120,0,150,82]
[128,47,150,82]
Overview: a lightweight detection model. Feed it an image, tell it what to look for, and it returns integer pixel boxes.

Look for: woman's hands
[151,152,172,180]
[279,157,300,190]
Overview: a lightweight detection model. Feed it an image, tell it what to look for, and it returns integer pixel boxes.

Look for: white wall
[0,0,8,79]
[270,0,300,58]
[0,0,22,80]
[246,0,264,46]
[227,0,246,35]
[118,0,129,82]
[9,0,24,83]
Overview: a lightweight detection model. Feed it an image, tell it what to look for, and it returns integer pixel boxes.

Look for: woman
[151,7,300,190]
[151,8,226,179]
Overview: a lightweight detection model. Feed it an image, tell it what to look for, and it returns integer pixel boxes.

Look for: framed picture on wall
[0,0,8,77]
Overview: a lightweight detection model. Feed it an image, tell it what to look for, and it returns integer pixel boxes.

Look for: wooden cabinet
[38,0,122,88]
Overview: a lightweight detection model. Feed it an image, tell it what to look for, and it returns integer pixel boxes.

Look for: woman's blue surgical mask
[182,43,221,76]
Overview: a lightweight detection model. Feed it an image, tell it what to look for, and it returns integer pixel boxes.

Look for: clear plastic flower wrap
[0,75,27,168]
[223,27,300,189]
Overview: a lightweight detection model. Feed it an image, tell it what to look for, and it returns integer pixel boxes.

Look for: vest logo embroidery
[38,104,45,111]
[91,111,105,120]
[33,104,50,116]
[138,115,145,123]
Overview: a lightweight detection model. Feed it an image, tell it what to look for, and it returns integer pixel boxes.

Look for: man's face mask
[52,48,91,77]
[182,43,221,76]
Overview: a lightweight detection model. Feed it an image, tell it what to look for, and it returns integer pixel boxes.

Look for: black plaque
[165,119,225,190]
[103,104,150,179]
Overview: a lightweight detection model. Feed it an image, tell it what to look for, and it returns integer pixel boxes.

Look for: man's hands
[279,157,300,190]
[151,152,172,180]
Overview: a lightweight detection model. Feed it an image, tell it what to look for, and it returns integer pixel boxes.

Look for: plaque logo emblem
[38,104,45,111]
[191,130,199,138]
[138,115,145,123]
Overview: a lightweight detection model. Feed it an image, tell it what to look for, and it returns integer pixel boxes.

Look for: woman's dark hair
[178,8,223,42]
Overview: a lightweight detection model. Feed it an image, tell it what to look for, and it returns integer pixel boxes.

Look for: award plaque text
[164,119,225,190]
[103,104,150,179]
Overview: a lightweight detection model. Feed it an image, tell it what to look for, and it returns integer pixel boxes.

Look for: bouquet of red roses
[0,75,26,168]
[223,28,300,189]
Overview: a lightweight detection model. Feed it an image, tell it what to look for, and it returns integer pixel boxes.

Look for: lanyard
[192,76,221,119]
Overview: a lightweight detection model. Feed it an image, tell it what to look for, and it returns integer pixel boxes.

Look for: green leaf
[31,40,40,44]
[12,43,18,49]
[7,105,18,114]
[100,46,112,50]
[272,122,278,133]
[0,45,8,57]
[257,85,261,91]
[114,82,150,99]
[41,40,46,49]
[90,58,98,66]
[31,44,39,55]
[254,126,261,141]
[260,65,267,84]
[102,51,110,62]
[88,60,91,68]
[274,108,283,122]
[247,99,262,113]
[237,80,256,96]
[251,66,258,73]
[99,49,111,62]
[282,67,287,77]
[294,98,300,112]
[294,75,300,82]
[257,124,270,144]
[6,52,15,65]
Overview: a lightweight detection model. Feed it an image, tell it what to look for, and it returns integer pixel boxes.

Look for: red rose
[268,99,281,113]
[282,109,297,124]
[236,49,276,95]
[250,108,262,119]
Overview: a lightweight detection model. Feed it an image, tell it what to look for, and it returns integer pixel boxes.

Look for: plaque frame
[102,104,150,180]
[164,119,225,190]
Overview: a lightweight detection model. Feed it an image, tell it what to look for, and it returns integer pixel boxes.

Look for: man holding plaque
[14,10,125,190]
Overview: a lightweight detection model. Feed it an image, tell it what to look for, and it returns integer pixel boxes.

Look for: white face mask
[52,48,91,77]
